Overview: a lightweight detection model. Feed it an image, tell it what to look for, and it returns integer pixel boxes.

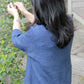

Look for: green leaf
[1,4,4,7]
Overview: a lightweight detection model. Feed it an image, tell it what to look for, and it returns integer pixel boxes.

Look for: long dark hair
[31,0,74,48]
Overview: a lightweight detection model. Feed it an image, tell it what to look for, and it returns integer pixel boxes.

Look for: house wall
[72,0,84,25]
[72,0,84,8]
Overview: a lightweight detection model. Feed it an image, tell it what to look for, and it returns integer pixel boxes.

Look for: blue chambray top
[11,15,73,84]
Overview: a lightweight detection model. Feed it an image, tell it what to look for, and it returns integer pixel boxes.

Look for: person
[7,0,74,84]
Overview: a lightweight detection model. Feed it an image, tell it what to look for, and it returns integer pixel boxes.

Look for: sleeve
[67,15,74,27]
[11,27,33,52]
[67,14,73,21]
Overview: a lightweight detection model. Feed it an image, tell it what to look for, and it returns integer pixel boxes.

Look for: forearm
[13,15,21,30]
[23,10,35,23]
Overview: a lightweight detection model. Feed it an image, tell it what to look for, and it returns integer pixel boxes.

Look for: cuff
[12,29,22,37]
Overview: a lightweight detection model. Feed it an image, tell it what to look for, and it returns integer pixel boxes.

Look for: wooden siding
[67,0,84,25]
[72,0,84,8]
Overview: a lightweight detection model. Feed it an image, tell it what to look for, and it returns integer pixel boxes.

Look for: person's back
[23,24,73,84]
[12,18,73,84]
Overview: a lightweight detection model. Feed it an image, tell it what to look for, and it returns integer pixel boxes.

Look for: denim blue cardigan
[12,15,73,84]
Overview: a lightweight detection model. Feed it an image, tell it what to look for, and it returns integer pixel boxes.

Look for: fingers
[7,3,14,9]
[7,4,11,13]
[7,4,11,12]
[7,2,23,9]
[14,2,24,7]
[10,3,14,8]
[7,2,24,14]
[14,2,25,12]
[14,5,18,10]
[14,3,20,8]
[13,3,19,10]
[14,3,21,10]
[7,4,9,9]
[7,4,11,9]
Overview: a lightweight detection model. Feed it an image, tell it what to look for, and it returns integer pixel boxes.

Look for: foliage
[0,0,31,84]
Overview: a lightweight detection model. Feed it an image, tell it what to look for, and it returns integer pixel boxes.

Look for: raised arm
[22,9,35,23]
[7,3,33,51]
[7,3,21,30]
[14,2,35,23]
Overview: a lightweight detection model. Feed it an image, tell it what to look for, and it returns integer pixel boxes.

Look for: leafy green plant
[0,0,31,84]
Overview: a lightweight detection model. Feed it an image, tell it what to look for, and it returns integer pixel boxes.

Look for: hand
[14,2,34,23]
[14,2,27,15]
[7,3,19,17]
